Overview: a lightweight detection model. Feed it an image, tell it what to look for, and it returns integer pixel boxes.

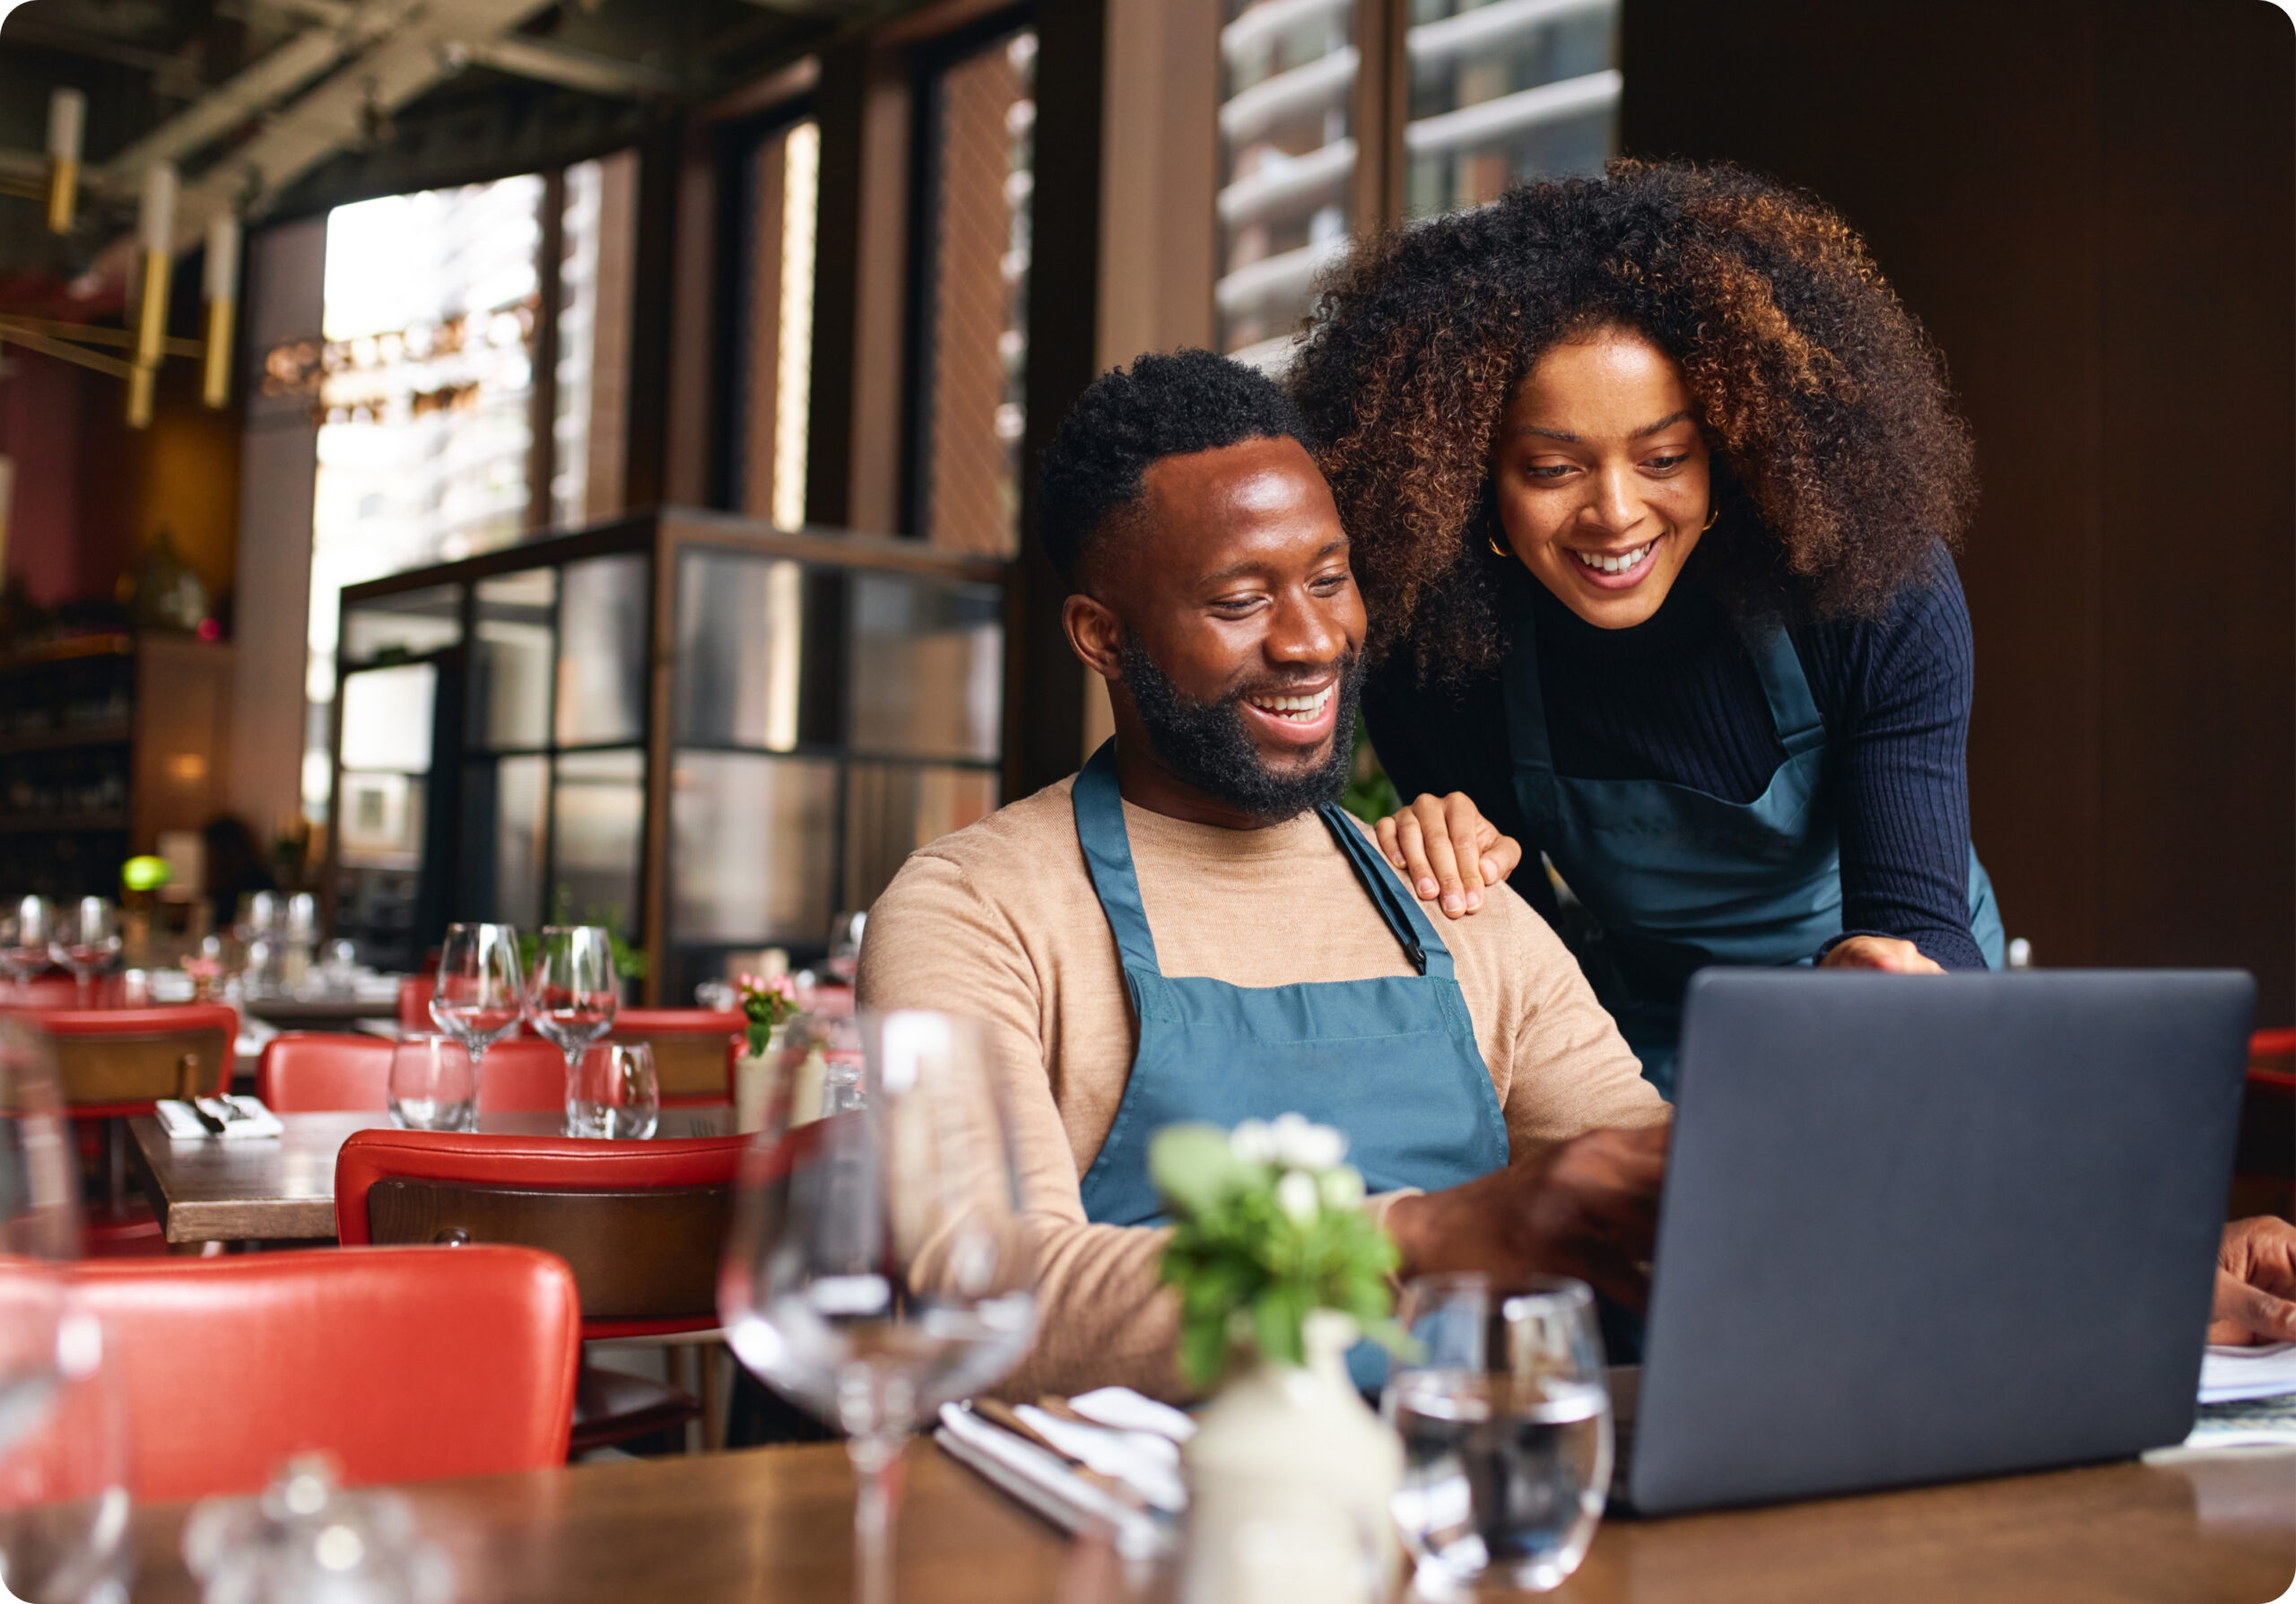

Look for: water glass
[720,1008,1038,1604]
[567,1042,657,1139]
[430,924,525,1085]
[526,926,618,1086]
[48,898,121,1006]
[387,1034,479,1132]
[0,898,55,989]
[1385,1275,1613,1596]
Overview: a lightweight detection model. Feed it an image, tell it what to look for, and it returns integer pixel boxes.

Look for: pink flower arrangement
[736,972,800,1058]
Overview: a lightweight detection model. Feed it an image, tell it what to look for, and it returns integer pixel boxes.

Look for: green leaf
[1250,1285,1308,1369]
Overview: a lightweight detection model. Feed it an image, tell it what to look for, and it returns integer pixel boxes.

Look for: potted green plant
[1150,1115,1405,1604]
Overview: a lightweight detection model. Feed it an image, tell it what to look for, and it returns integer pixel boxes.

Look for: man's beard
[1118,638,1363,822]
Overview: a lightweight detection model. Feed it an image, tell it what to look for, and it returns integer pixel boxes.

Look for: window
[1217,0,1359,369]
[298,159,636,822]
[1214,0,1621,368]
[909,25,1038,556]
[727,118,822,527]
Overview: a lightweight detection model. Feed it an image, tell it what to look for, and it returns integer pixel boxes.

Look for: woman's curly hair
[1290,160,1978,683]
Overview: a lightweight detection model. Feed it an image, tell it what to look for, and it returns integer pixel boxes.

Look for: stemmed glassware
[48,899,121,1007]
[430,924,525,1098]
[0,1021,126,1604]
[526,926,617,1119]
[0,898,55,995]
[719,1009,1038,1604]
[824,911,867,985]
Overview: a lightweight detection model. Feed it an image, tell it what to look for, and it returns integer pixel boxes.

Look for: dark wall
[1622,0,2295,1024]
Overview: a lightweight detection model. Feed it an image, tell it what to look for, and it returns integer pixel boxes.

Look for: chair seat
[82,1199,169,1258]
[570,1364,701,1455]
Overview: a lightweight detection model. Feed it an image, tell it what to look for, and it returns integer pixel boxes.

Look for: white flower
[1268,1111,1347,1172]
[1318,1166,1364,1210]
[1228,1118,1278,1165]
[1274,1168,1321,1225]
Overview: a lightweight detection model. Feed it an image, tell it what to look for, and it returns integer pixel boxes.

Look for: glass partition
[471,569,556,751]
[556,554,649,745]
[334,516,1008,998]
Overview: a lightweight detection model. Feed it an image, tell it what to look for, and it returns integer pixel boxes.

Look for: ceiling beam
[94,0,430,190]
[464,35,679,97]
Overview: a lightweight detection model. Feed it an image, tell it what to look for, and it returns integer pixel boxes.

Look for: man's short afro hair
[1037,348,1318,589]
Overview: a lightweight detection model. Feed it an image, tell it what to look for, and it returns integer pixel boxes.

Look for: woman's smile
[1567,536,1663,587]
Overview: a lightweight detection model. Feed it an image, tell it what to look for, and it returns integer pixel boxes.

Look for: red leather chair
[258,1033,568,1114]
[605,1008,743,1105]
[336,1129,749,1453]
[2234,1027,2296,1220]
[396,973,435,1033]
[65,1245,580,1501]
[4,1005,236,1255]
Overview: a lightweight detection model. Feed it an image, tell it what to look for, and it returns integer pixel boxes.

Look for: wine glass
[526,926,617,1103]
[825,911,867,984]
[567,1043,657,1139]
[719,1009,1038,1604]
[0,1286,130,1604]
[429,924,525,1095]
[47,899,120,1007]
[1385,1274,1613,1596]
[0,898,55,994]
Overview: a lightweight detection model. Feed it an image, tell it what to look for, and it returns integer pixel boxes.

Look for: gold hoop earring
[1488,534,1512,559]
[1701,502,1720,532]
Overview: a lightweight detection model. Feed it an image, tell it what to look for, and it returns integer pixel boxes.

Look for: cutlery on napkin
[156,1095,285,1140]
[935,1394,1181,1560]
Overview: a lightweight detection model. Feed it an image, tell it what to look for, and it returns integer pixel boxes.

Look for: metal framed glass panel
[551,747,645,936]
[470,569,557,752]
[555,554,648,746]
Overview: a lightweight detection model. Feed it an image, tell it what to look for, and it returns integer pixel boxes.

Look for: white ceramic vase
[731,1023,790,1134]
[1179,1310,1401,1604]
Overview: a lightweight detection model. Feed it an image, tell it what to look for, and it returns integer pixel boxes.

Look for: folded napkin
[155,1096,285,1141]
[2198,1342,2296,1405]
[935,1399,1177,1560]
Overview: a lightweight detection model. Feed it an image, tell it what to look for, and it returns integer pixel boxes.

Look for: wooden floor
[122,1438,2296,1603]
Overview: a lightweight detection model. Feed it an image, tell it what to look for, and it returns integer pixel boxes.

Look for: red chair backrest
[4,1006,236,1116]
[605,1008,743,1103]
[66,1245,579,1502]
[335,1129,750,1338]
[257,1033,391,1111]
[256,1033,566,1113]
[396,974,434,1032]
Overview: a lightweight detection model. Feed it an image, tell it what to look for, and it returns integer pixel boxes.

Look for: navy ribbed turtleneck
[1361,549,1988,970]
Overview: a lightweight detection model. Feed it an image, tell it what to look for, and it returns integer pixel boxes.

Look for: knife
[183,1098,226,1135]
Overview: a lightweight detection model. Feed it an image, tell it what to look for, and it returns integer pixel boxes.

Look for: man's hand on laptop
[2209,1216,2296,1346]
[1382,1124,1669,1312]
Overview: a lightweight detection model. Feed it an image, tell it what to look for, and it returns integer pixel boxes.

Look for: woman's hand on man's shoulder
[1375,792,1523,919]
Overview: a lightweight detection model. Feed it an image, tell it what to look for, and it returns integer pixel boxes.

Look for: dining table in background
[124,1105,735,1249]
[117,1437,2296,1604]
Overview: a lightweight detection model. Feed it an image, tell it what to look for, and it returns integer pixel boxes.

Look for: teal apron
[1071,742,1511,1388]
[1503,605,2005,1100]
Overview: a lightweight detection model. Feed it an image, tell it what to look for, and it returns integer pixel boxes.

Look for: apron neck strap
[1073,740,1162,975]
[1316,806,1447,979]
[1735,618,1827,758]
[1071,739,1453,981]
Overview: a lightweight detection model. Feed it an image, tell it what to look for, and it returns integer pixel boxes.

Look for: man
[857,351,1670,1400]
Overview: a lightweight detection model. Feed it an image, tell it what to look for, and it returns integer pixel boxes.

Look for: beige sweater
[856,774,1665,1399]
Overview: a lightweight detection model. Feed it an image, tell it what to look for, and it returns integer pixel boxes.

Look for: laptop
[1624,968,2254,1516]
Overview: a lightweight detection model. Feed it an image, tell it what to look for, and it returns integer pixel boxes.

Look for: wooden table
[125,1106,735,1247]
[119,1437,2296,1603]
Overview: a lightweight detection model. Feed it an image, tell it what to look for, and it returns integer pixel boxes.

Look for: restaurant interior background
[0,0,2286,1023]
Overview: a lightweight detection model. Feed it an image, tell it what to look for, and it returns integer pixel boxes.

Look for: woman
[1304,161,2003,1095]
